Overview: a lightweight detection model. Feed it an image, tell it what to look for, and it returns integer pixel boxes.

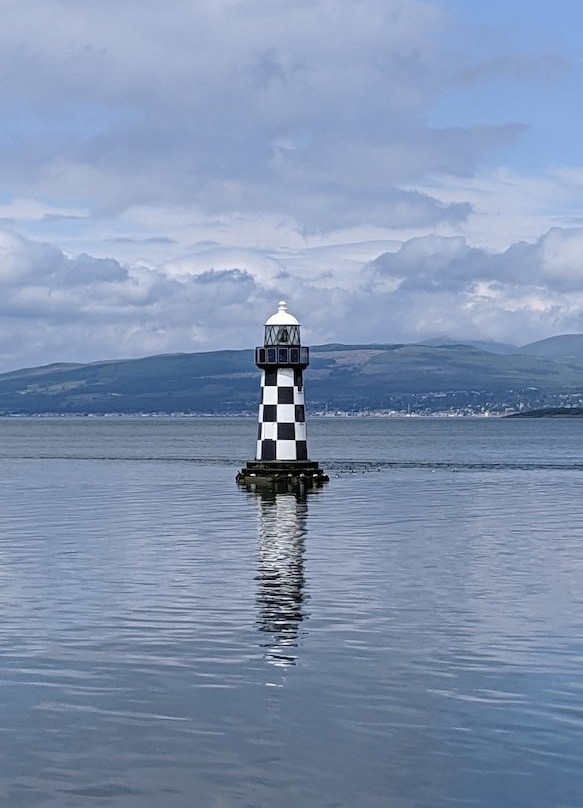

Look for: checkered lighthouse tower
[237,302,328,490]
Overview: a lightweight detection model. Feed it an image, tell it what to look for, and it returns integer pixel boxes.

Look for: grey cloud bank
[0,0,519,229]
[1,226,583,372]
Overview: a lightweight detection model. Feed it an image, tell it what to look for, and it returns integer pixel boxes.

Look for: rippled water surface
[1,416,583,807]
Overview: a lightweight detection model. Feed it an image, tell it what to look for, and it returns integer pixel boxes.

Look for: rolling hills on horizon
[1,335,583,414]
[420,333,583,360]
[512,333,583,361]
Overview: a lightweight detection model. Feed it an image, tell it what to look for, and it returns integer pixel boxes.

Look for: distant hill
[2,341,583,414]
[516,334,583,362]
[420,333,583,361]
[0,351,257,414]
[419,337,517,355]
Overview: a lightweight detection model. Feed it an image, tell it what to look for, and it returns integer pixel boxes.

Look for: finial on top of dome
[265,300,299,326]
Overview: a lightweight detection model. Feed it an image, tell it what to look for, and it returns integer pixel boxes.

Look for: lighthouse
[237,301,328,490]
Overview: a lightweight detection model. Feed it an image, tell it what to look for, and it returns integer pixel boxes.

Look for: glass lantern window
[264,325,301,346]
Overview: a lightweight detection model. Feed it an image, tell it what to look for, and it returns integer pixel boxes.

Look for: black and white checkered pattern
[256,368,308,461]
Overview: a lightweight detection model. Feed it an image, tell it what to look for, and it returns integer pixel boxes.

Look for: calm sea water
[1,416,583,807]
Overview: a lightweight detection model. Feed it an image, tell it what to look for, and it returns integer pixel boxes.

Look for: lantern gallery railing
[255,346,309,366]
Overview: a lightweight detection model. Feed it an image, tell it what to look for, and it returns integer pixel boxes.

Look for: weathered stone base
[236,460,329,492]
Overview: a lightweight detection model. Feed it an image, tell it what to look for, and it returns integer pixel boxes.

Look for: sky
[2,0,583,370]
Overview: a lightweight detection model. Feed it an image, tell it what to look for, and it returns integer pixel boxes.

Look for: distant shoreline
[506,407,583,418]
[2,409,583,418]
[0,411,505,419]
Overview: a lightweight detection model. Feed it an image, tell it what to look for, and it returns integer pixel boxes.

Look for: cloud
[363,227,583,343]
[107,236,177,245]
[0,228,272,369]
[2,226,583,371]
[0,0,525,232]
[0,2,580,369]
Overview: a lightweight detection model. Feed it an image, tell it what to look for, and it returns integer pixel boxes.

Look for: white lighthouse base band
[257,368,307,462]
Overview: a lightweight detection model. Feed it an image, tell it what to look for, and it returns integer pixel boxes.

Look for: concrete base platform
[236,460,329,492]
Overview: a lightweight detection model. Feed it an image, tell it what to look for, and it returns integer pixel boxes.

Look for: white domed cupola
[264,301,301,347]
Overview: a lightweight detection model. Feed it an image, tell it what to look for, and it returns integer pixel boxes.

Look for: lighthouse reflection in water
[252,490,309,667]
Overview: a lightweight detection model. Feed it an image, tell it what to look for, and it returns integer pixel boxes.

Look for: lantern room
[255,301,309,369]
[264,301,301,346]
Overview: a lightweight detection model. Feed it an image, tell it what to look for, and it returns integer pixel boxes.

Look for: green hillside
[1,341,583,414]
[516,334,583,361]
